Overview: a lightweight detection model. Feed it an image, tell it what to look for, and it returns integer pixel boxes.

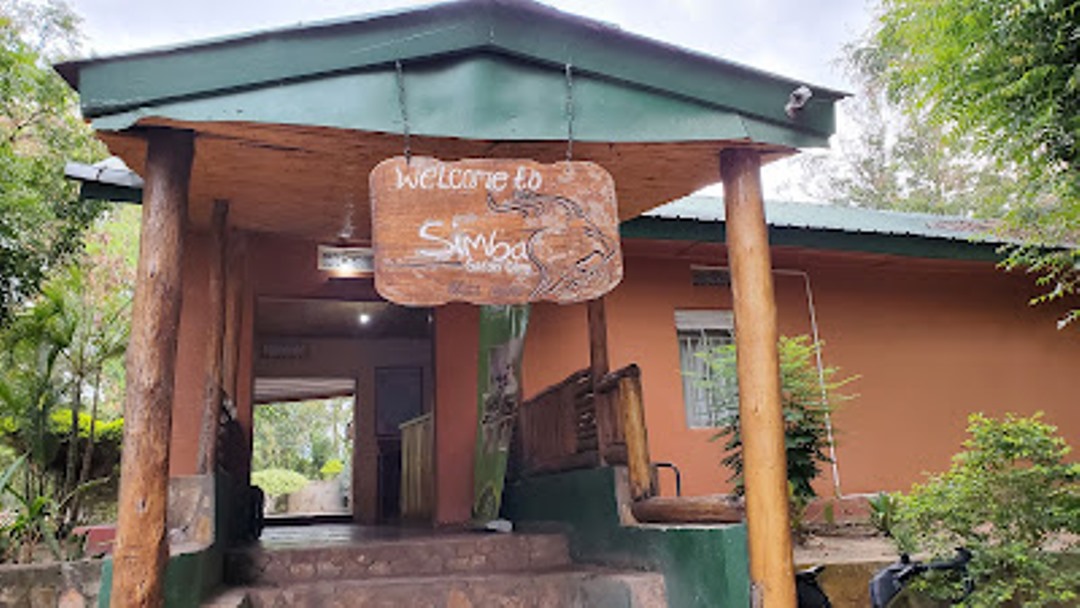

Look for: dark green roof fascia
[78,181,142,204]
[620,217,1006,262]
[56,0,843,142]
[86,54,830,147]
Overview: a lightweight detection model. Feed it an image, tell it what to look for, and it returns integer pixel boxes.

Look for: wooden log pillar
[197,201,228,474]
[223,232,247,409]
[720,148,795,607]
[587,298,610,465]
[617,366,653,500]
[111,128,193,606]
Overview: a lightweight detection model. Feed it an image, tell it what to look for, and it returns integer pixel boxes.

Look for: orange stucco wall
[788,249,1079,494]
[170,231,378,475]
[169,231,211,476]
[170,230,1080,521]
[522,242,1080,499]
[169,232,485,524]
[433,304,480,524]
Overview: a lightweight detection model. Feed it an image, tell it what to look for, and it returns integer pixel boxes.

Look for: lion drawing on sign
[486,189,619,302]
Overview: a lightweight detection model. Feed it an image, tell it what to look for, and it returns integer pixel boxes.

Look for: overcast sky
[64,0,877,199]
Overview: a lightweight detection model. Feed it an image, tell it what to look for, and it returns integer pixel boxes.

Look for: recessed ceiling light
[358,313,372,325]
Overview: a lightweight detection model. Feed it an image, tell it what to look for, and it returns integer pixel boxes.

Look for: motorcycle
[797,547,974,608]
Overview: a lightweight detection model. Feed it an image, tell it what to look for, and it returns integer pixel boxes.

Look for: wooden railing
[399,413,434,520]
[517,364,655,500]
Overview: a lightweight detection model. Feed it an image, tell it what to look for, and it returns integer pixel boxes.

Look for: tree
[0,260,128,530]
[0,0,105,327]
[869,0,1080,321]
[874,0,1078,200]
[0,286,72,501]
[0,203,135,536]
[791,39,1024,218]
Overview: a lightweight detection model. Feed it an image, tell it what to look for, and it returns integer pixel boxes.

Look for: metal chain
[395,60,411,162]
[564,63,574,162]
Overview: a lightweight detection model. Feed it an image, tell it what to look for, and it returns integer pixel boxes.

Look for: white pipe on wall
[689,263,844,497]
[772,268,842,498]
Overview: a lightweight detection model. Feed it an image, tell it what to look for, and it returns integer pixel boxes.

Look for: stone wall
[0,559,103,608]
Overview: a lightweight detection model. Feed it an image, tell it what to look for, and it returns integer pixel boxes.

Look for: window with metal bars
[675,310,737,428]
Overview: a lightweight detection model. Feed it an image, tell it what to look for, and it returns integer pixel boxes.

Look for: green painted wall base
[503,467,750,608]
[97,472,235,607]
[97,546,223,608]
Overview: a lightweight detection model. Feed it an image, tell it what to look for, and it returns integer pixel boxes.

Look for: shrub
[320,458,344,480]
[892,413,1080,607]
[251,468,308,499]
[868,491,899,537]
[0,409,123,479]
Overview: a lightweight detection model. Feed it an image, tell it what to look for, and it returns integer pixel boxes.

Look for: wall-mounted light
[319,245,374,278]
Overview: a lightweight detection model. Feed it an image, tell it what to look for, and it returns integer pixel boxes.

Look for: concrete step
[226,532,571,585]
[242,568,667,608]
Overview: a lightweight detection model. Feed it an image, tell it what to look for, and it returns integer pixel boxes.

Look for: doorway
[254,297,434,525]
[251,380,355,521]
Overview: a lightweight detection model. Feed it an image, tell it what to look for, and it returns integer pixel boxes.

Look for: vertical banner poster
[471,304,529,523]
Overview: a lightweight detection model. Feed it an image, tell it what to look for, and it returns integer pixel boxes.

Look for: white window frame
[675,310,737,428]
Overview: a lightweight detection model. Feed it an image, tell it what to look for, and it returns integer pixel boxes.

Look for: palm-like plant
[0,288,73,500]
[0,259,131,540]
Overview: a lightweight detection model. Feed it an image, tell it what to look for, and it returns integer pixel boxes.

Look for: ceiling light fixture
[319,197,374,278]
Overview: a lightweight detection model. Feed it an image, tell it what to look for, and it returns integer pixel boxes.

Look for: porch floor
[255,523,448,550]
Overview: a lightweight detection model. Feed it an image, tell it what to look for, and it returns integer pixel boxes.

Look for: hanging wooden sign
[370,156,623,306]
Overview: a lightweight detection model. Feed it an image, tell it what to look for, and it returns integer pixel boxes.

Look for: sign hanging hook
[564,63,575,163]
[395,60,411,164]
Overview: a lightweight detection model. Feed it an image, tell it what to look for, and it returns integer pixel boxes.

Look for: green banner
[471,304,530,523]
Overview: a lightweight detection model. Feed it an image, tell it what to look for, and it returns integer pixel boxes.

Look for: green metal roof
[55,0,844,148]
[622,197,1007,261]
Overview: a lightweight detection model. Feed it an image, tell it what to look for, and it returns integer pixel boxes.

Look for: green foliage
[0,409,122,475]
[822,500,835,527]
[787,482,812,542]
[0,261,128,530]
[870,0,1080,322]
[703,335,855,502]
[868,491,899,537]
[253,398,352,479]
[0,288,72,495]
[792,39,1023,218]
[874,0,1078,195]
[0,0,106,326]
[251,468,309,499]
[320,458,344,480]
[892,413,1080,607]
[0,454,83,563]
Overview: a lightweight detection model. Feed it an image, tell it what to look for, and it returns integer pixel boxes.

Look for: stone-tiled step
[226,532,571,585]
[242,568,667,608]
